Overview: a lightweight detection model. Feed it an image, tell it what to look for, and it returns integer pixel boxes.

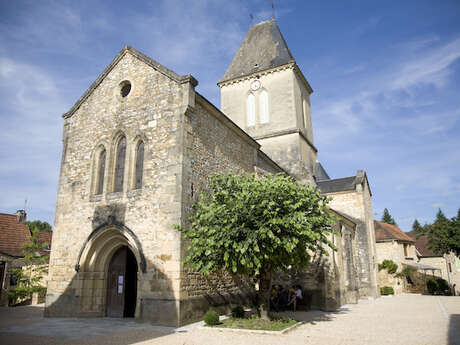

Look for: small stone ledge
[127,189,142,198]
[89,195,103,203]
[106,192,124,201]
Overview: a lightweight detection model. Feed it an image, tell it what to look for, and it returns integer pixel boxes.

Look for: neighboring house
[374,220,420,293]
[407,231,460,295]
[0,210,53,306]
[45,19,378,326]
[0,211,31,306]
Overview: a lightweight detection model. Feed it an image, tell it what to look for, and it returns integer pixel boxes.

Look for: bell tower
[218,20,317,184]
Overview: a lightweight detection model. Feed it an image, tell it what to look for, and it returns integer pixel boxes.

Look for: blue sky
[0,0,459,231]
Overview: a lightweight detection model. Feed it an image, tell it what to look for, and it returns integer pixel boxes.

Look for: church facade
[45,20,378,325]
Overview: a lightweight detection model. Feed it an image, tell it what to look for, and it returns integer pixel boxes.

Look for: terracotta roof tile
[0,213,31,257]
[374,220,415,243]
[406,231,439,257]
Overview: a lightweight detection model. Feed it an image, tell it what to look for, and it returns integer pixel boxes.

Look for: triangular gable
[63,46,198,119]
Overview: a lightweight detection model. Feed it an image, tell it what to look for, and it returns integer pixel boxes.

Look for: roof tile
[374,220,415,243]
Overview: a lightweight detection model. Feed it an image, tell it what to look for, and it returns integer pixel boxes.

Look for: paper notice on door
[118,275,124,284]
[118,284,123,294]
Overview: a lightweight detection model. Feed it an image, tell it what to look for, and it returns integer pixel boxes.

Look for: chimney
[16,210,26,224]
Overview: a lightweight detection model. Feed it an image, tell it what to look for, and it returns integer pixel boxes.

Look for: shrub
[231,305,245,318]
[436,278,449,294]
[203,311,219,325]
[380,286,395,295]
[378,260,398,274]
[427,279,437,294]
[427,278,450,295]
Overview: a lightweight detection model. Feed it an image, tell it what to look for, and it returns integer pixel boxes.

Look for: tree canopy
[26,220,52,233]
[381,208,397,225]
[177,173,337,318]
[412,219,423,232]
[416,209,460,256]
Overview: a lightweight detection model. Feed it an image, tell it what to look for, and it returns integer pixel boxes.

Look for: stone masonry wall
[178,96,281,323]
[325,185,377,297]
[46,52,188,324]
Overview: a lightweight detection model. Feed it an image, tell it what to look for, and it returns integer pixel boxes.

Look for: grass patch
[209,316,297,331]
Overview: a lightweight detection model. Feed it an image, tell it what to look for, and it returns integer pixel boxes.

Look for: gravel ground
[0,294,459,345]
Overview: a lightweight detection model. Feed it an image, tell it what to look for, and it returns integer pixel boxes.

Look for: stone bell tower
[218,19,317,184]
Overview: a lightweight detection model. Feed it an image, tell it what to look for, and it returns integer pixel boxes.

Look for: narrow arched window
[114,136,126,192]
[135,141,144,189]
[96,149,106,195]
[247,93,256,126]
[259,90,269,124]
[303,98,309,130]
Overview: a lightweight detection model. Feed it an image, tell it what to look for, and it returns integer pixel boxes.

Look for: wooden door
[106,247,127,317]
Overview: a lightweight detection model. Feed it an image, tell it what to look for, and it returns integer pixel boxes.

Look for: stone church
[45,20,378,325]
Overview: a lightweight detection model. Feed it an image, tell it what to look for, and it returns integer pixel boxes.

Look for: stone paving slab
[1,295,459,345]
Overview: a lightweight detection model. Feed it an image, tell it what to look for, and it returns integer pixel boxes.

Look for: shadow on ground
[274,305,351,325]
[0,304,181,345]
[449,314,460,345]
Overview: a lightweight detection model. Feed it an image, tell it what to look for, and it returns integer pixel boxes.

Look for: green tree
[412,219,423,232]
[381,208,397,225]
[177,173,337,319]
[26,220,52,233]
[419,209,460,256]
[9,227,49,305]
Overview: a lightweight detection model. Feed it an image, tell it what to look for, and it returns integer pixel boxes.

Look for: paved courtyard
[0,294,459,345]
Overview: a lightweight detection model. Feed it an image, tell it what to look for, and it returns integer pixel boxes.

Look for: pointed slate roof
[219,20,295,83]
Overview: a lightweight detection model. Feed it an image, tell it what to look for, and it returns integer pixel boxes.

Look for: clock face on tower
[250,80,261,91]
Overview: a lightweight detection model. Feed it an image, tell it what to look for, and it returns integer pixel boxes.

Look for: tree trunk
[257,261,272,320]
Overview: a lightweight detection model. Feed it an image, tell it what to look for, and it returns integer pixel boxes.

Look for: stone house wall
[322,177,378,297]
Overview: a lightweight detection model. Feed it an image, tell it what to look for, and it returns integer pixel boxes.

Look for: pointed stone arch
[75,221,146,274]
[72,222,146,317]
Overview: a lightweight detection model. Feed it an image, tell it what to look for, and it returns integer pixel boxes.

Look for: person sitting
[287,285,303,311]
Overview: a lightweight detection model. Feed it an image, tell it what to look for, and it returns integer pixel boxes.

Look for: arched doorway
[106,246,138,318]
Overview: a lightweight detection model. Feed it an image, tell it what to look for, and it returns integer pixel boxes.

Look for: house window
[449,263,452,273]
[96,149,106,195]
[114,136,126,192]
[135,141,144,189]
[404,243,408,257]
[259,90,269,124]
[247,93,256,126]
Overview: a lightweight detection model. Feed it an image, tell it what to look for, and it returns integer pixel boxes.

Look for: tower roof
[219,20,295,84]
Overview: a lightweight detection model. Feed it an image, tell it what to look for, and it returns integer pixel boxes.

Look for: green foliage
[380,286,395,295]
[26,220,52,233]
[177,173,337,316]
[178,173,337,276]
[378,260,398,274]
[426,278,451,295]
[8,227,49,306]
[417,209,460,256]
[381,208,397,225]
[8,285,46,306]
[214,315,297,331]
[203,311,220,325]
[231,305,245,318]
[395,266,416,279]
[426,279,437,294]
[412,219,422,232]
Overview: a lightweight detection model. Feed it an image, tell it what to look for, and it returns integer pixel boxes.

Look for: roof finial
[269,0,275,20]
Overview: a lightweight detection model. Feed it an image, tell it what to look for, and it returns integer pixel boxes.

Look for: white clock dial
[250,80,261,91]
